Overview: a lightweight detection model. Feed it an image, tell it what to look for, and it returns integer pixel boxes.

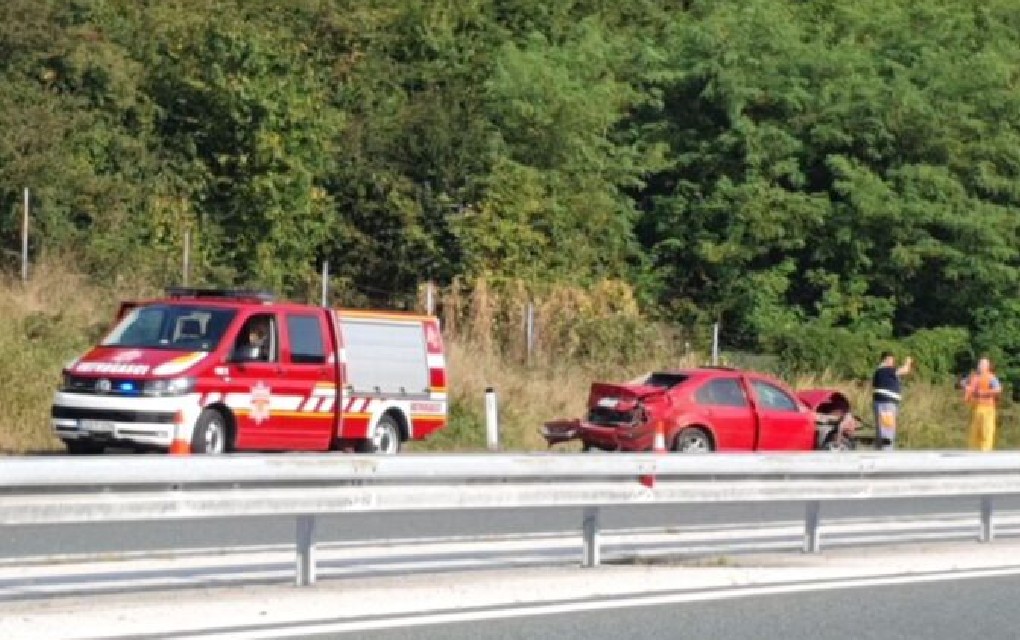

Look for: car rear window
[641,373,689,389]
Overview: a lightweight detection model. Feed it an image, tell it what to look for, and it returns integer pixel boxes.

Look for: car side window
[751,380,799,412]
[286,314,326,364]
[695,379,749,408]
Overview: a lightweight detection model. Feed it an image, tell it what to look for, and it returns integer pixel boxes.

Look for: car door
[279,310,338,451]
[223,311,291,450]
[693,377,755,450]
[748,378,815,450]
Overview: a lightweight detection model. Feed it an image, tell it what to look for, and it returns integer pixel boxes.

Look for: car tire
[358,415,402,455]
[673,427,713,453]
[822,432,856,452]
[191,408,231,455]
[65,439,105,455]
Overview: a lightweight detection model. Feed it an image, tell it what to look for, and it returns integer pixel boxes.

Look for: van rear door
[340,317,431,398]
[336,313,431,440]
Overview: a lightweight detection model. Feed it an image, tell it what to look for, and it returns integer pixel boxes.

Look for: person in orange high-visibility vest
[964,357,1002,452]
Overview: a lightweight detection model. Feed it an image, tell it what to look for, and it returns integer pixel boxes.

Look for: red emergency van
[51,288,448,455]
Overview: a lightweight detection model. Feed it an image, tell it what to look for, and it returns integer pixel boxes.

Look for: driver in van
[242,317,271,362]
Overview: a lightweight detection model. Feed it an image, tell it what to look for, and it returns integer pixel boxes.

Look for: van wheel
[359,415,401,455]
[673,428,713,453]
[191,409,230,454]
[65,440,105,455]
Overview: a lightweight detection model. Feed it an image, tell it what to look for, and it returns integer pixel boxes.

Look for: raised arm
[896,356,913,377]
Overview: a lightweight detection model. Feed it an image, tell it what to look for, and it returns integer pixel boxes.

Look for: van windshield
[102,305,238,351]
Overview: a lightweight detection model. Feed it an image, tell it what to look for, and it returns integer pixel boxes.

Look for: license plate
[597,397,619,408]
[80,420,114,433]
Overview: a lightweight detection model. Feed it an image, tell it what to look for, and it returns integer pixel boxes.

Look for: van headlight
[142,377,196,397]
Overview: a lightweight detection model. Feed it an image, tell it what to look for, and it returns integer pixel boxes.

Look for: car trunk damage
[541,375,684,449]
[586,383,654,427]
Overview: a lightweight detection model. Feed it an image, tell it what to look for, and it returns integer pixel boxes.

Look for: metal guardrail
[2,451,1018,586]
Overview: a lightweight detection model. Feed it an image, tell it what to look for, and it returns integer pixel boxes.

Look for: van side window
[287,314,326,364]
[233,314,278,363]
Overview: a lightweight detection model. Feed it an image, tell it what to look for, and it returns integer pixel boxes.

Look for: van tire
[191,408,230,454]
[358,415,401,455]
[65,440,105,455]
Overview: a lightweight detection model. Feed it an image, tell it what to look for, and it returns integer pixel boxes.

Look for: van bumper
[51,391,201,449]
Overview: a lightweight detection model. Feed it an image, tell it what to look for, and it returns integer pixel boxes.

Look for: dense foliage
[2,0,1019,381]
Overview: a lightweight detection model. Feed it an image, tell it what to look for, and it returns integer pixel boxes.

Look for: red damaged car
[541,367,858,453]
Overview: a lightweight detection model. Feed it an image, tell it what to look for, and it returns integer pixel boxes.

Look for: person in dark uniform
[872,351,912,450]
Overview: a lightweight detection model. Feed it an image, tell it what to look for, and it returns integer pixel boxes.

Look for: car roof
[648,367,785,383]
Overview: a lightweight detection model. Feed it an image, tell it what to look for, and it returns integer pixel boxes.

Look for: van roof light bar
[165,287,276,303]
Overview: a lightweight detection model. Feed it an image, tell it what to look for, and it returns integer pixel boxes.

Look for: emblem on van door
[95,378,112,393]
[251,381,272,424]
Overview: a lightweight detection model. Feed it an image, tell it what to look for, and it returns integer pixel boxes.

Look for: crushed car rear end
[541,373,689,451]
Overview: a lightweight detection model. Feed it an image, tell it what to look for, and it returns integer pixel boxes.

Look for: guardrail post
[485,387,499,451]
[296,515,317,586]
[980,496,994,543]
[803,501,821,554]
[582,506,601,567]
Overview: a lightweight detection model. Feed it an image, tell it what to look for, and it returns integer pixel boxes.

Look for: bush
[901,327,971,380]
[769,323,969,383]
[972,301,1020,400]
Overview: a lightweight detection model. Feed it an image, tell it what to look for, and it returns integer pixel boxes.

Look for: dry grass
[0,254,159,453]
[409,339,703,452]
[0,260,103,452]
[0,263,1011,454]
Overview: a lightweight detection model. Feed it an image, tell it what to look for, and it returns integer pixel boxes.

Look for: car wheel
[673,427,713,453]
[191,409,230,454]
[65,439,105,455]
[359,415,401,455]
[822,432,856,452]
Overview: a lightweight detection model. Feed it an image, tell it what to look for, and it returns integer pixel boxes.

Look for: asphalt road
[3,496,1018,559]
[326,573,1020,640]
